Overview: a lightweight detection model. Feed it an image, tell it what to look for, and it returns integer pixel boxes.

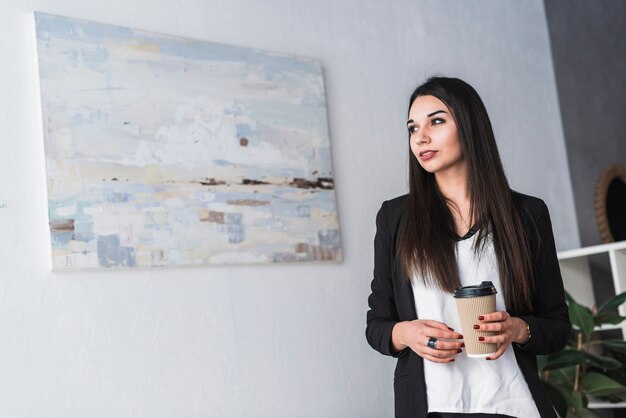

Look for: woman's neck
[435,167,469,206]
[435,168,472,235]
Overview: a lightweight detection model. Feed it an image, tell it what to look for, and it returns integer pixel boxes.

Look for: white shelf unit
[558,240,626,337]
[587,400,626,410]
[558,241,626,411]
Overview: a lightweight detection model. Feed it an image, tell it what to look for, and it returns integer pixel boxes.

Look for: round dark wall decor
[595,164,626,243]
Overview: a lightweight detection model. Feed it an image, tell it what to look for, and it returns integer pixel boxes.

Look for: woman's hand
[474,311,530,360]
[392,320,464,363]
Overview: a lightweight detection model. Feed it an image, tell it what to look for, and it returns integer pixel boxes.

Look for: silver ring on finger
[427,337,438,349]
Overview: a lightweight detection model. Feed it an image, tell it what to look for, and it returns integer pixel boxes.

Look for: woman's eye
[408,125,419,134]
[431,118,445,125]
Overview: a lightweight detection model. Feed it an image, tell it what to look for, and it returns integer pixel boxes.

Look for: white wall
[0,0,578,417]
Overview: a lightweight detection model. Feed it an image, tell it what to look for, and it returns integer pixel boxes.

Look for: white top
[411,232,540,418]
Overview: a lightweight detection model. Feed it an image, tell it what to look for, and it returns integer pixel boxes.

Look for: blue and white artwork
[35,13,341,270]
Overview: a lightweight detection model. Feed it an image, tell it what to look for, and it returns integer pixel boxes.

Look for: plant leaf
[613,392,626,401]
[571,391,585,409]
[603,392,626,402]
[549,367,576,388]
[542,350,587,371]
[574,408,599,418]
[602,339,626,353]
[583,372,626,396]
[582,351,622,371]
[543,381,569,418]
[598,291,626,313]
[593,313,626,326]
[569,301,595,336]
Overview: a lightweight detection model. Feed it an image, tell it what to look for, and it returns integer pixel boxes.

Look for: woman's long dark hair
[399,76,534,312]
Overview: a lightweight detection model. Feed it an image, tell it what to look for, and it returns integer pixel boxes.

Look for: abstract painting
[35,13,341,270]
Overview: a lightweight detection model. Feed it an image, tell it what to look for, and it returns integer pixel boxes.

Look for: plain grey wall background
[0,0,578,417]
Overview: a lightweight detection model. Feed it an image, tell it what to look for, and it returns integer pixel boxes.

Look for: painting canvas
[35,13,341,270]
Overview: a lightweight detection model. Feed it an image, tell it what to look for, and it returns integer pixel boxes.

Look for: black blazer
[366,192,570,418]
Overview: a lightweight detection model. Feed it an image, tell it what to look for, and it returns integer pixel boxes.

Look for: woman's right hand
[392,320,464,363]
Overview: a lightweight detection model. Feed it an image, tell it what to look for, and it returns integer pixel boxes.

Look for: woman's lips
[419,150,437,161]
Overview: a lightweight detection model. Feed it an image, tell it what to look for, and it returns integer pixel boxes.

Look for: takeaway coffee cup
[454,281,498,358]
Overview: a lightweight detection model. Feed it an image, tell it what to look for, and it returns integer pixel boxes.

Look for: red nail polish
[478,315,485,320]
[457,349,462,353]
[486,357,493,360]
[450,359,455,362]
[473,325,480,329]
[459,335,464,339]
[460,343,465,348]
[478,337,485,341]
[448,327,454,331]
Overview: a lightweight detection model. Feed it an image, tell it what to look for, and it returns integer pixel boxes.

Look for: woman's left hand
[474,311,530,360]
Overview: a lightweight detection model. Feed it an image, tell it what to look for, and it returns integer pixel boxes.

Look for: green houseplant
[539,290,626,417]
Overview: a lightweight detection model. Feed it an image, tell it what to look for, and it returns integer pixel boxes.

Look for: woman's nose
[417,133,430,145]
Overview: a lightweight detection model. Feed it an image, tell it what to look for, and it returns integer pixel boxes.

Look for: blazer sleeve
[365,200,404,357]
[517,199,571,355]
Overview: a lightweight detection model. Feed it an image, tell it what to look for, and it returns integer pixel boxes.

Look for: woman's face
[407,95,465,176]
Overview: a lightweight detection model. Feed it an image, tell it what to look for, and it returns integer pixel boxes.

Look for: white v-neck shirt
[411,233,540,418]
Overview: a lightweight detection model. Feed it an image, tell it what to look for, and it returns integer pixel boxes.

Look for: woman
[365,77,570,418]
